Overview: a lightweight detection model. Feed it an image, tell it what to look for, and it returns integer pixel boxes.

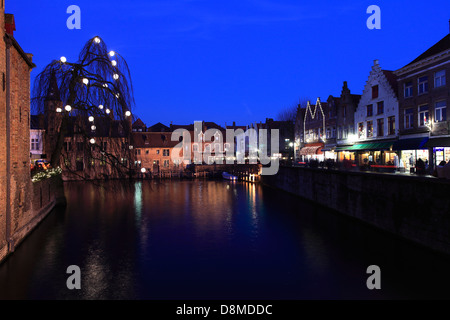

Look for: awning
[423,137,450,148]
[335,145,353,152]
[392,137,429,150]
[299,146,322,155]
[336,141,393,151]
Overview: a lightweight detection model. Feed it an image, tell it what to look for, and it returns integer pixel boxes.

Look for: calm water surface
[1,180,450,300]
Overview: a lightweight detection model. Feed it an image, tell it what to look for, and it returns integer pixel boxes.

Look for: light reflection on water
[1,180,450,299]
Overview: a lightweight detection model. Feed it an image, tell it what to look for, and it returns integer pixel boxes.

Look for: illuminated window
[435,101,447,122]
[418,105,429,126]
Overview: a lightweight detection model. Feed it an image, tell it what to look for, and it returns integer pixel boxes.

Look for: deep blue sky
[8,0,450,127]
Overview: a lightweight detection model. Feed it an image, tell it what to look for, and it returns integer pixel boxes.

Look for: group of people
[433,160,450,179]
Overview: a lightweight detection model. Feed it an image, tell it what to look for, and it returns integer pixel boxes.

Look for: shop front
[422,137,450,168]
[299,143,324,162]
[392,137,429,172]
[338,141,397,171]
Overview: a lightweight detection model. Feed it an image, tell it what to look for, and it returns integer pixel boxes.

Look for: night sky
[8,0,450,127]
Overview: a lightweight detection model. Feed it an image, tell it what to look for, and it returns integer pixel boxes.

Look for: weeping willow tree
[32,36,136,180]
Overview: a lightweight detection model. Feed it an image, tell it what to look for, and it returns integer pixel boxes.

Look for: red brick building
[0,8,36,260]
[395,31,450,169]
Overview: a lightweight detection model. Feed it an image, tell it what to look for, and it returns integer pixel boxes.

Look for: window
[358,123,364,139]
[377,101,384,115]
[418,105,429,126]
[343,106,347,118]
[77,142,84,152]
[102,142,107,151]
[156,149,160,155]
[31,138,39,151]
[224,143,231,152]
[372,85,379,99]
[65,142,72,152]
[136,149,141,155]
[163,160,170,168]
[367,121,373,138]
[435,101,447,122]
[343,127,348,139]
[418,76,428,94]
[163,149,170,157]
[405,108,414,129]
[367,105,373,117]
[435,70,446,88]
[388,116,396,135]
[146,150,149,155]
[404,81,413,98]
[377,118,384,137]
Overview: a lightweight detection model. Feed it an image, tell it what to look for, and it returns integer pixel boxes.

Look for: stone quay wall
[261,166,450,255]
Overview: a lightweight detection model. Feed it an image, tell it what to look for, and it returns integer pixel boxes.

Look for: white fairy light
[125,111,131,117]
[82,78,89,85]
[98,104,104,110]
[109,51,115,57]
[60,56,67,63]
[90,138,96,144]
[91,125,96,131]
[106,109,111,114]
[65,105,72,112]
[115,93,120,99]
[56,108,62,113]
[103,83,108,88]
[94,37,101,44]
[88,116,94,122]
[111,60,117,67]
[113,74,119,80]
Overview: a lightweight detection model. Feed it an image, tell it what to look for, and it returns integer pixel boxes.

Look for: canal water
[1,180,450,300]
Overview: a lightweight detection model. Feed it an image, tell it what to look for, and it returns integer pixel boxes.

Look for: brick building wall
[0,2,7,261]
[0,5,36,261]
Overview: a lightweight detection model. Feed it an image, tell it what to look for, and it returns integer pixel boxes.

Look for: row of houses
[296,28,450,172]
[31,83,295,179]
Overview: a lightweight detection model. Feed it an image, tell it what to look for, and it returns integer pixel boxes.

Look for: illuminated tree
[32,36,136,179]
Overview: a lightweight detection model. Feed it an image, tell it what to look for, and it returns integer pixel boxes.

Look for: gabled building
[352,60,400,167]
[394,31,450,170]
[335,81,361,162]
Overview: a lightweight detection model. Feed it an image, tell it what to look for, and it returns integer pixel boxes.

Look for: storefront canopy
[299,146,322,155]
[392,137,429,150]
[335,141,393,151]
[423,137,450,148]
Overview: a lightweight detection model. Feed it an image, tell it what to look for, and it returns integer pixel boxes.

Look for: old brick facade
[0,6,36,261]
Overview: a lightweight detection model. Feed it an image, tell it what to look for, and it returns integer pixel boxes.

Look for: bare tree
[32,36,135,179]
[277,97,310,122]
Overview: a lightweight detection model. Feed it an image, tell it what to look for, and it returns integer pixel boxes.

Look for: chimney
[5,14,15,36]
[374,59,379,66]
[233,121,236,127]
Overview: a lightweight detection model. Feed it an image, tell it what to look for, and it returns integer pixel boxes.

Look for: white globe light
[91,125,96,131]
[90,138,96,144]
[103,83,109,88]
[65,105,72,112]
[94,37,101,44]
[56,108,62,113]
[60,56,67,63]
[106,109,111,114]
[98,104,104,110]
[82,78,89,85]
[111,60,117,67]
[113,74,119,80]
[141,168,146,173]
[88,116,94,122]
[125,111,131,117]
[109,51,115,57]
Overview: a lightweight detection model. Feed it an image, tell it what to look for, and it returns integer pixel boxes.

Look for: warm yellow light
[125,111,131,117]
[91,125,96,131]
[106,109,111,114]
[98,104,104,110]
[113,74,119,80]
[141,168,146,173]
[109,51,115,57]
